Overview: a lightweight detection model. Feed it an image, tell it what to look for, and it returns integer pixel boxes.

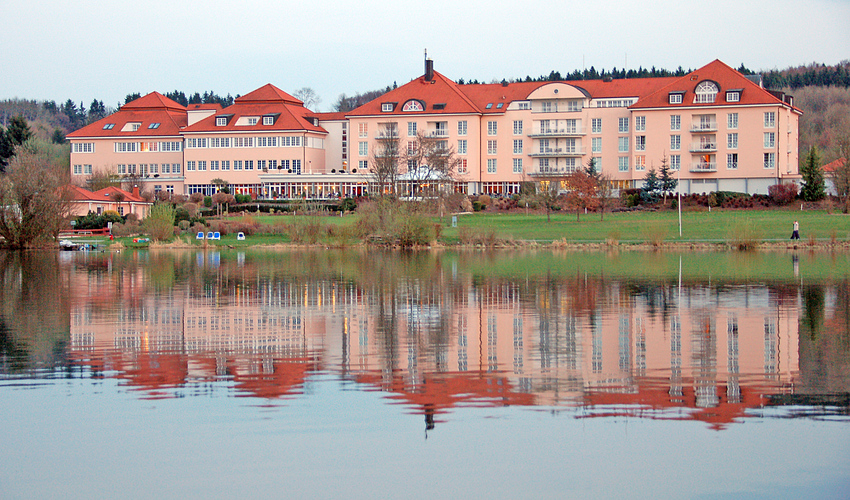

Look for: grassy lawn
[72,208,850,249]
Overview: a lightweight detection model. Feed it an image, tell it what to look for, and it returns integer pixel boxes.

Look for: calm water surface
[1,249,848,499]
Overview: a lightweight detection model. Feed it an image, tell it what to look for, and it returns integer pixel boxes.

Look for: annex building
[68,58,801,199]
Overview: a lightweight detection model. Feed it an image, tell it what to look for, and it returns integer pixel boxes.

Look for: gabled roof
[94,186,148,203]
[630,59,800,111]
[236,83,302,106]
[346,70,482,117]
[823,157,847,173]
[182,84,326,134]
[68,92,187,139]
[64,185,109,202]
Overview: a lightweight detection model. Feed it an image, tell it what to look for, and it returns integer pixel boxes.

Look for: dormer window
[433,103,446,110]
[668,92,684,104]
[263,116,274,125]
[381,102,395,112]
[694,81,719,103]
[402,100,424,112]
[247,117,258,126]
[121,122,142,132]
[216,117,227,126]
[726,90,741,102]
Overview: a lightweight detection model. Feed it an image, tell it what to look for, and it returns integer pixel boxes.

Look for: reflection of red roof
[232,357,318,400]
[581,376,774,431]
[354,371,535,426]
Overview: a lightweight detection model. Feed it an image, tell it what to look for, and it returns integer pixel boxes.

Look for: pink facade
[68,59,801,199]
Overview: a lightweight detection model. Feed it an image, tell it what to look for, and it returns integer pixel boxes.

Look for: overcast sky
[3,0,848,112]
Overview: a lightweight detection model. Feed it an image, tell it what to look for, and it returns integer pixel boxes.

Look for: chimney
[132,185,139,198]
[425,50,434,81]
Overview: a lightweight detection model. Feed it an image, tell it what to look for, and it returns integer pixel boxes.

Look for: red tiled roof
[183,84,326,134]
[94,186,147,203]
[68,92,187,139]
[64,184,110,202]
[823,157,847,172]
[311,111,348,122]
[630,59,800,111]
[346,71,482,117]
[236,83,302,106]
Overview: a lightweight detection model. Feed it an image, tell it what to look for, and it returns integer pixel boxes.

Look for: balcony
[528,127,585,138]
[375,132,399,140]
[689,162,717,173]
[428,130,449,138]
[528,167,582,177]
[690,122,718,132]
[689,142,717,153]
[529,147,586,158]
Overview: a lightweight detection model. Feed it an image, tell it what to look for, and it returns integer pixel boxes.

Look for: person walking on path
[791,220,800,240]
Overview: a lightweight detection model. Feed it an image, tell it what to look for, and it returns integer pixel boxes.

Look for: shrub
[143,202,177,241]
[189,192,204,204]
[727,219,762,250]
[203,196,213,208]
[641,221,669,247]
[477,194,491,207]
[768,183,798,205]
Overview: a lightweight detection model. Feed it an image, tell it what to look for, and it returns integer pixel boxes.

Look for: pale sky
[3,0,848,112]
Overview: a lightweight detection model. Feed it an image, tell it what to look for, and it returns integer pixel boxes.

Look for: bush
[477,194,491,207]
[768,183,798,205]
[203,196,213,208]
[143,202,177,241]
[189,192,204,204]
[727,219,762,250]
[74,211,124,230]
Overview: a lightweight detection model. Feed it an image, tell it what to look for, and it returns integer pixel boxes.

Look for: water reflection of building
[67,255,804,429]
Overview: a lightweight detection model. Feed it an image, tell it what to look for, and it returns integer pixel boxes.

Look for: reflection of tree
[801,285,825,340]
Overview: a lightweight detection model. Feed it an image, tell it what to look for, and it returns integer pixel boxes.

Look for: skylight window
[496,103,504,109]
[485,103,493,109]
[102,123,115,130]
[148,123,160,129]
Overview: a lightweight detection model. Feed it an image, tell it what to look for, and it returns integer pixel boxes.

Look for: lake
[0,249,848,499]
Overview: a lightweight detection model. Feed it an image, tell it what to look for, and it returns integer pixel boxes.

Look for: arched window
[694,81,719,103]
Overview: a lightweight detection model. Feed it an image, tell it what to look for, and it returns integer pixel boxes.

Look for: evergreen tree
[800,145,826,201]
[0,116,32,173]
[658,155,677,203]
[642,165,660,203]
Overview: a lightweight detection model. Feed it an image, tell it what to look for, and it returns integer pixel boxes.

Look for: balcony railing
[529,147,586,158]
[528,167,582,176]
[376,132,399,140]
[528,127,584,137]
[690,122,718,132]
[689,162,717,173]
[428,130,449,138]
[689,142,717,153]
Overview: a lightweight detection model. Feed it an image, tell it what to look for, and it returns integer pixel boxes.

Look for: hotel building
[68,59,801,198]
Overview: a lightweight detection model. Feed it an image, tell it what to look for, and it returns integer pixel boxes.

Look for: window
[210,160,219,171]
[567,100,581,112]
[727,153,738,169]
[635,155,646,171]
[359,123,368,138]
[407,141,417,154]
[102,123,115,130]
[408,122,417,136]
[496,103,503,109]
[115,142,137,152]
[487,159,497,173]
[457,158,467,174]
[73,164,82,175]
[198,161,206,171]
[591,118,602,134]
[487,140,497,155]
[669,93,683,104]
[458,139,467,155]
[635,116,646,131]
[234,160,243,170]
[84,164,92,174]
[173,163,180,174]
[618,137,629,152]
[263,116,274,125]
[292,159,301,174]
[764,152,775,169]
[635,136,646,151]
[726,91,740,102]
[764,132,775,148]
[518,102,531,110]
[72,143,94,153]
[513,120,523,135]
[513,158,523,174]
[764,112,776,128]
[245,160,254,170]
[670,155,680,171]
[727,113,738,129]
[541,102,552,113]
[564,158,578,173]
[402,100,424,112]
[359,160,368,170]
[670,135,680,151]
[222,160,230,171]
[458,121,467,136]
[618,117,629,133]
[513,139,523,154]
[216,117,227,126]
[671,115,681,131]
[148,123,160,129]
[487,121,497,136]
[618,156,629,172]
[592,137,602,153]
[246,117,258,126]
[381,103,394,112]
[186,161,196,171]
[694,81,718,103]
[727,133,738,149]
[359,141,368,156]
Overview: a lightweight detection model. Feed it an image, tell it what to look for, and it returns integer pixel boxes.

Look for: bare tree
[0,143,71,248]
[564,170,599,222]
[85,167,122,191]
[830,156,850,213]
[293,87,321,110]
[369,122,401,197]
[401,130,459,200]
